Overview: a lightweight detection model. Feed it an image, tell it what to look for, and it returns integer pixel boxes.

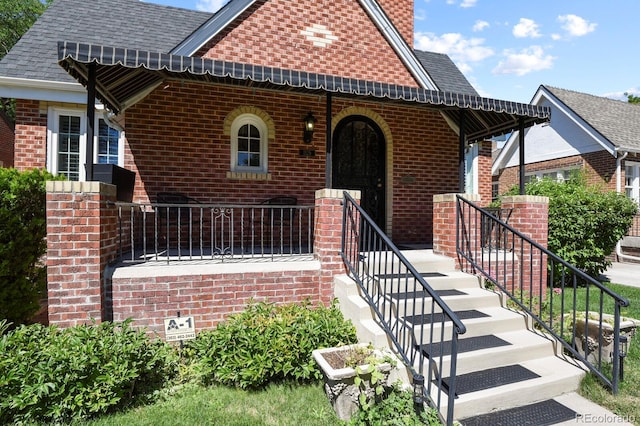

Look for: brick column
[433,193,481,261]
[314,188,360,304]
[46,181,119,327]
[501,195,549,298]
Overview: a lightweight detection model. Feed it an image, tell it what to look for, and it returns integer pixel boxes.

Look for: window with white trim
[230,114,268,173]
[525,167,578,183]
[625,161,640,205]
[47,108,124,181]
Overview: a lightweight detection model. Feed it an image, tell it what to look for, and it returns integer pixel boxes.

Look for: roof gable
[173,0,437,90]
[492,85,640,173]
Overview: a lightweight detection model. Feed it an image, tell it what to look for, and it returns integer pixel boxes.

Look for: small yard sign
[164,315,196,342]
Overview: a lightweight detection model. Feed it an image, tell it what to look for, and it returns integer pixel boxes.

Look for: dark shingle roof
[0,0,212,83]
[543,85,640,152]
[414,49,478,96]
[1,0,479,99]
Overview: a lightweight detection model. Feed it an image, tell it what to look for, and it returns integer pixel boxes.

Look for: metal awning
[58,41,550,142]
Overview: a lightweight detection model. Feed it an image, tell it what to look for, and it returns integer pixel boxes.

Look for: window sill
[226,171,272,181]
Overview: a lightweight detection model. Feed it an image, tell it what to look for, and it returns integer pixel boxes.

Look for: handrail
[113,201,314,263]
[456,195,630,393]
[341,191,465,426]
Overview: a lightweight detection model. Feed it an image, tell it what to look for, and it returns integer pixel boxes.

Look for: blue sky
[144,0,639,104]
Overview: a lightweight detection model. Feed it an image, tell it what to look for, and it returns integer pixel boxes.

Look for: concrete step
[361,249,455,275]
[441,356,586,420]
[382,286,501,317]
[374,269,481,293]
[413,329,562,376]
[409,305,529,343]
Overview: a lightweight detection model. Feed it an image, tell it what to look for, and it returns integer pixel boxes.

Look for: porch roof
[58,41,550,142]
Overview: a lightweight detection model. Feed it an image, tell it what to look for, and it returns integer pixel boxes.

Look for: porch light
[620,334,629,381]
[303,112,316,143]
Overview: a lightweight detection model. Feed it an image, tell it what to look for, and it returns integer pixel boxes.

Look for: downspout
[615,151,638,261]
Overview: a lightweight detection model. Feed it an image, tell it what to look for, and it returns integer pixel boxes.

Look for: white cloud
[513,18,541,38]
[473,20,490,32]
[557,14,597,37]
[415,32,494,72]
[492,46,555,76]
[445,0,477,7]
[196,0,227,12]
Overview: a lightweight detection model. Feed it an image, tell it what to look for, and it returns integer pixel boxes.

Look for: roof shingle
[544,85,640,152]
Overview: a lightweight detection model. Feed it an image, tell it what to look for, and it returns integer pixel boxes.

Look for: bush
[0,168,62,324]
[185,299,358,389]
[502,173,637,280]
[348,384,442,425]
[0,319,178,424]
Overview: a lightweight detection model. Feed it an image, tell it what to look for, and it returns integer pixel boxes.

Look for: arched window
[230,114,268,173]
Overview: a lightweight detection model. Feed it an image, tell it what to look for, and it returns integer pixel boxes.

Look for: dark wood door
[333,116,386,229]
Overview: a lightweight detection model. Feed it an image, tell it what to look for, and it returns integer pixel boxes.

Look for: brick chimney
[377,0,414,47]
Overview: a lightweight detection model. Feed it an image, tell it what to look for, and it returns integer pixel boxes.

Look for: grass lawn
[69,283,640,426]
[575,282,640,423]
[78,382,342,426]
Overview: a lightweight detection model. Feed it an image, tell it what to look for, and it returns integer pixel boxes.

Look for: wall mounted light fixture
[303,112,316,143]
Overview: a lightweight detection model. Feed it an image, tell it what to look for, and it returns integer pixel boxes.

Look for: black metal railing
[456,195,630,393]
[114,202,314,263]
[341,192,466,426]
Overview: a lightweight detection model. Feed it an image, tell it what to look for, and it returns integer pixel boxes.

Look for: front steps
[334,249,587,424]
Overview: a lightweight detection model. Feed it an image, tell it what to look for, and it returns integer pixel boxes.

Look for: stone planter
[312,344,397,421]
[569,312,639,363]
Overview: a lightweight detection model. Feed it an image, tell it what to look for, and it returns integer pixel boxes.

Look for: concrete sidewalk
[601,262,640,288]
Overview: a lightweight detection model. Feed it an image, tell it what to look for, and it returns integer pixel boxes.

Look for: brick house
[0,110,13,167]
[0,0,549,332]
[493,85,640,259]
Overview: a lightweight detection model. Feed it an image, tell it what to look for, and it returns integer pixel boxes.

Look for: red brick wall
[496,151,622,195]
[377,0,414,46]
[478,141,492,202]
[197,0,419,87]
[13,99,47,170]
[124,82,461,245]
[0,111,14,167]
[46,181,119,327]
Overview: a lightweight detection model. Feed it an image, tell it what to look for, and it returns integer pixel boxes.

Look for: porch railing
[341,192,465,426]
[456,195,630,393]
[114,202,314,263]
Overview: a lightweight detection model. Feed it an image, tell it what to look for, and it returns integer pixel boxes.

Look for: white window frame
[230,113,268,173]
[625,161,640,205]
[525,167,578,183]
[47,107,125,181]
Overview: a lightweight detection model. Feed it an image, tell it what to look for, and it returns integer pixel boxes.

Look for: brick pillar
[433,193,481,261]
[314,188,360,304]
[46,181,119,327]
[501,195,549,298]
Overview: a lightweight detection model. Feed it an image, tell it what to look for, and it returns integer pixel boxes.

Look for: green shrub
[348,384,442,425]
[0,168,62,324]
[0,319,178,424]
[501,172,637,280]
[185,299,357,389]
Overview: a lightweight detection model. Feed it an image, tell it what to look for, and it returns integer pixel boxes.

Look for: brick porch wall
[0,111,14,167]
[46,184,358,335]
[46,181,119,327]
[433,193,549,298]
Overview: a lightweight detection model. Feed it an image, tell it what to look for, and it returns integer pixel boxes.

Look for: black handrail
[456,195,630,393]
[341,192,465,426]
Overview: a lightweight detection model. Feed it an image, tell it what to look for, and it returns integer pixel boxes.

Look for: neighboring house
[0,0,548,330]
[0,110,14,167]
[493,85,640,257]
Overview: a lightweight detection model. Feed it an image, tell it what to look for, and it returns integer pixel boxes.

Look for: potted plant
[567,312,639,363]
[312,343,398,421]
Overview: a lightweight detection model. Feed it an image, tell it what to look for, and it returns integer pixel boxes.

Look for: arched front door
[333,116,386,229]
